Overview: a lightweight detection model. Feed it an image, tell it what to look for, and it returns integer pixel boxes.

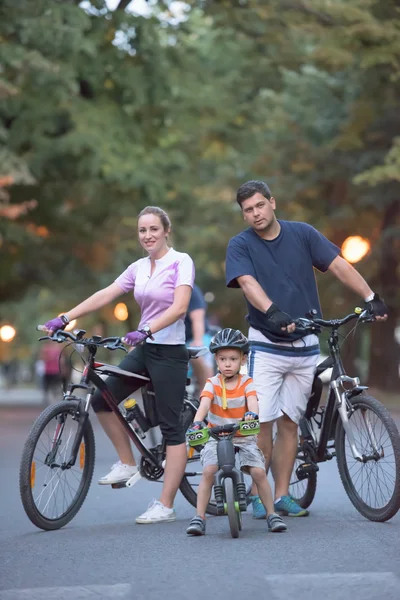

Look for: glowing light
[0,325,16,342]
[341,236,371,264]
[65,320,77,331]
[114,303,129,321]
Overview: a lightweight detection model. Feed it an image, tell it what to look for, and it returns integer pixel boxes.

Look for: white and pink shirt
[115,248,195,345]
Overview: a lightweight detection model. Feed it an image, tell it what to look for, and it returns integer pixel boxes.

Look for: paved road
[0,407,399,600]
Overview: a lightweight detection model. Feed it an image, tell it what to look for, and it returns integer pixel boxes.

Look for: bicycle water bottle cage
[239,420,260,436]
[187,428,210,447]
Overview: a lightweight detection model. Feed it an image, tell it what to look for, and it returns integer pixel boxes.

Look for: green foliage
[1,0,399,389]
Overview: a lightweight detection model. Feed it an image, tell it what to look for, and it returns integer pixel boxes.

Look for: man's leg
[272,356,317,516]
[248,347,285,517]
[271,413,299,499]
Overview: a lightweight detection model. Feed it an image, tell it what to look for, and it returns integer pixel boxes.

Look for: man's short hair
[236,180,272,207]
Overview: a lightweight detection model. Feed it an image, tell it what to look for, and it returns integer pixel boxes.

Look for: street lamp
[0,325,16,342]
[114,303,128,321]
[341,236,371,264]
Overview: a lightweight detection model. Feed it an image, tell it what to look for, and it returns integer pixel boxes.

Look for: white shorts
[248,327,320,425]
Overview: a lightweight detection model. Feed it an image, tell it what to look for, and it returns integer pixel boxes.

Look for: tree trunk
[367,199,400,392]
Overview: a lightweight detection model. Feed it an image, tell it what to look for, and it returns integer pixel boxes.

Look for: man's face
[241,193,276,231]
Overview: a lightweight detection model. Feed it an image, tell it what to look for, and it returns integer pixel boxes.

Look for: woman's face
[138,213,169,256]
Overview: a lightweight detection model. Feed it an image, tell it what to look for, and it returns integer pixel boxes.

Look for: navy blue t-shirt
[185,284,208,341]
[225,220,340,343]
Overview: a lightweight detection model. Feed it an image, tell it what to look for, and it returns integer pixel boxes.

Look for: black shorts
[91,343,189,445]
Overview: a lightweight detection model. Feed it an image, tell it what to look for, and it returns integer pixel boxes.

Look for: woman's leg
[92,346,147,467]
[144,344,189,508]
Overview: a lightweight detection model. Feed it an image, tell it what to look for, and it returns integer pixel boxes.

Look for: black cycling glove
[265,303,294,331]
[364,293,388,318]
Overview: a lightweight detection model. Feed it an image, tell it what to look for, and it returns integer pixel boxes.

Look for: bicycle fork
[331,377,379,462]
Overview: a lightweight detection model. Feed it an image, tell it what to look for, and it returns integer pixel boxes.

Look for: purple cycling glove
[43,317,65,333]
[123,329,153,346]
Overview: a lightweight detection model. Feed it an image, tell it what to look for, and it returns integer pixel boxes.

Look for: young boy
[186,328,287,536]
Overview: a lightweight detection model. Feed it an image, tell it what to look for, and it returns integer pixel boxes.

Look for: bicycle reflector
[239,420,260,436]
[187,428,210,447]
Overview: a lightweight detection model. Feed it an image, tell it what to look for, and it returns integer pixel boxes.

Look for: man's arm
[328,255,387,319]
[328,256,373,299]
[236,275,296,333]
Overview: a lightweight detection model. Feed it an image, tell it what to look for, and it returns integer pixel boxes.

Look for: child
[186,328,287,536]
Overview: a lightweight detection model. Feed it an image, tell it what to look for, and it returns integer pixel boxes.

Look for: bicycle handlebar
[209,423,240,435]
[293,308,374,335]
[36,326,127,352]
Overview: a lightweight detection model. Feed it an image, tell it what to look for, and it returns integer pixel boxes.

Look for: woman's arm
[147,285,192,335]
[64,282,124,321]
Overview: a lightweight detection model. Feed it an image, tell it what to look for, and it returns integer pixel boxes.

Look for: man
[185,284,214,392]
[225,180,388,518]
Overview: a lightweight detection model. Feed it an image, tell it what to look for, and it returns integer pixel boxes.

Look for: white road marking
[0,584,132,599]
[265,572,400,600]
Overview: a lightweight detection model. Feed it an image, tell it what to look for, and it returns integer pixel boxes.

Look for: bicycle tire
[290,452,318,509]
[179,403,219,516]
[19,400,95,531]
[224,478,240,538]
[335,394,400,522]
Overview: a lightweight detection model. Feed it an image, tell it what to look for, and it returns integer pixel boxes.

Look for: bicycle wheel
[335,394,400,522]
[19,400,95,531]
[224,478,240,538]
[289,451,317,509]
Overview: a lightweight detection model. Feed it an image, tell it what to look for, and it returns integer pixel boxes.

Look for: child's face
[215,348,244,378]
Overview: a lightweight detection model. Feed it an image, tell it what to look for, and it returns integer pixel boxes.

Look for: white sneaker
[98,461,139,485]
[135,499,176,524]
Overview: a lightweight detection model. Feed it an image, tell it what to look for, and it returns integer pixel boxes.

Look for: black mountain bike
[287,308,400,522]
[19,328,213,531]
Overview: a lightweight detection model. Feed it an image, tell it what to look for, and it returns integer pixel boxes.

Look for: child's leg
[197,465,218,517]
[249,467,275,515]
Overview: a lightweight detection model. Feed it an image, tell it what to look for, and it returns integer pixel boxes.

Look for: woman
[43,206,194,524]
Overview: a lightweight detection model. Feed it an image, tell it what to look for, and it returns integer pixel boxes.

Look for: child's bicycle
[288,308,400,522]
[19,327,212,531]
[187,419,260,538]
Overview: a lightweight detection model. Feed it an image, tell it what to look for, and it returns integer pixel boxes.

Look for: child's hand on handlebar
[244,411,258,421]
[188,421,206,432]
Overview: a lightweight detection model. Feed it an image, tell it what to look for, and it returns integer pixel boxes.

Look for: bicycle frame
[302,326,368,463]
[63,354,166,471]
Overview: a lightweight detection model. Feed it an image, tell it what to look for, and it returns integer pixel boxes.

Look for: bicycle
[19,327,213,531]
[187,419,260,538]
[287,308,400,522]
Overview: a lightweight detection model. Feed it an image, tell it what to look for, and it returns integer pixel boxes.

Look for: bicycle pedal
[111,481,128,489]
[295,462,319,480]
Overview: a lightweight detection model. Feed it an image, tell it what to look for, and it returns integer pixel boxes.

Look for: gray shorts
[200,438,265,472]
